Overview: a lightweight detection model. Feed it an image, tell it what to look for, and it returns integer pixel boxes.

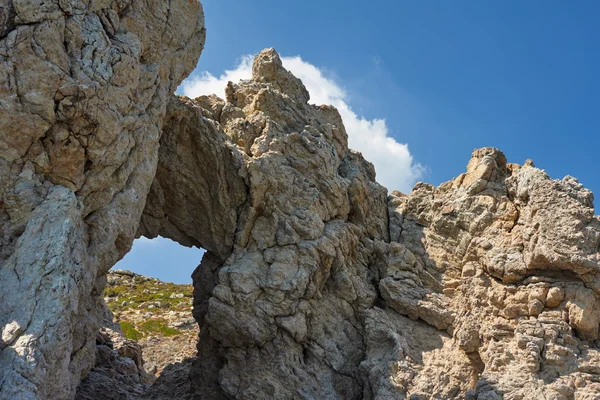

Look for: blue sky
[115,0,600,283]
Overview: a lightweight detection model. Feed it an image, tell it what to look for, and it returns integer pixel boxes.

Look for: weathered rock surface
[0,0,204,397]
[75,327,152,400]
[182,48,388,400]
[2,1,600,398]
[139,95,247,262]
[150,49,599,399]
[379,149,600,399]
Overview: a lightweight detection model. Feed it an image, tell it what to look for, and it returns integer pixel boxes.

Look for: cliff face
[153,50,600,400]
[0,0,204,398]
[382,149,600,399]
[1,2,600,399]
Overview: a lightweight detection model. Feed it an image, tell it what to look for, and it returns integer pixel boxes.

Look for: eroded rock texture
[2,2,600,398]
[76,327,152,400]
[381,150,600,399]
[147,50,600,399]
[0,0,204,397]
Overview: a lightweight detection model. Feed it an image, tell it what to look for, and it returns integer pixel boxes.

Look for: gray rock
[0,0,204,397]
[1,4,600,399]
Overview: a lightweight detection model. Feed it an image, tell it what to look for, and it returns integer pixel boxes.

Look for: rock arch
[2,1,600,399]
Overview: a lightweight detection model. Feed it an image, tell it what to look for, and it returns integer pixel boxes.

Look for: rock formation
[1,1,599,399]
[0,0,204,397]
[151,51,600,399]
[75,327,153,400]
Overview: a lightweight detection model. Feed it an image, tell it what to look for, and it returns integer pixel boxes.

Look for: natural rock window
[107,237,204,375]
[77,237,205,399]
[113,236,206,285]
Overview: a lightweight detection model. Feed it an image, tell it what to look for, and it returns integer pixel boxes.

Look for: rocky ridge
[1,1,599,399]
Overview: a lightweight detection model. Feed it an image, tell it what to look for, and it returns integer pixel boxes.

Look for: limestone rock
[177,51,599,399]
[139,95,248,261]
[76,328,151,400]
[2,1,600,398]
[384,147,600,399]
[0,0,205,397]
[151,49,600,399]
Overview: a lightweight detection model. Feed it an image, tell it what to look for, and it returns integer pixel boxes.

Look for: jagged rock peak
[454,147,509,194]
[250,47,310,103]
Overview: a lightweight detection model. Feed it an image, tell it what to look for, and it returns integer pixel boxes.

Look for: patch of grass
[140,319,181,337]
[105,286,128,298]
[120,321,143,341]
[104,275,193,313]
[105,273,192,341]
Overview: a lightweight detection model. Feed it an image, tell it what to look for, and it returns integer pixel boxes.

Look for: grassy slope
[104,272,194,340]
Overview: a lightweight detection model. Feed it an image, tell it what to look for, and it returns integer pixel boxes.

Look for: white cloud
[181,55,254,100]
[180,54,424,193]
[135,236,166,246]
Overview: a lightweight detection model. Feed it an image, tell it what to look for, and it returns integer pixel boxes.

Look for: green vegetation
[140,319,182,337]
[104,275,193,313]
[104,272,193,340]
[120,321,143,341]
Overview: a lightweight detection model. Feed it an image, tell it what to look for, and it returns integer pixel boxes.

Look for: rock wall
[1,2,600,399]
[380,149,600,399]
[75,327,152,400]
[149,49,600,399]
[172,49,389,399]
[0,0,204,398]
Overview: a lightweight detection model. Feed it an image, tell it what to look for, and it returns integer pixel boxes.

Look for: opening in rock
[106,236,205,377]
[114,236,206,284]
